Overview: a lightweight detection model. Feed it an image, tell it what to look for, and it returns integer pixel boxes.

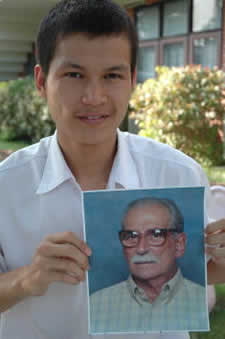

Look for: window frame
[159,36,189,66]
[138,40,160,79]
[189,31,222,66]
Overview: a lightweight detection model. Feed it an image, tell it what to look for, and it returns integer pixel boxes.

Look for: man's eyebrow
[60,62,84,69]
[105,65,130,72]
[60,62,129,72]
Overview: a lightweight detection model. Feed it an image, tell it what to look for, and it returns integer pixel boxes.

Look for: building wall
[127,0,225,71]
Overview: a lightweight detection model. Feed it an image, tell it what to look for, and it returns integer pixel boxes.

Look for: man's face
[122,204,186,282]
[35,33,136,149]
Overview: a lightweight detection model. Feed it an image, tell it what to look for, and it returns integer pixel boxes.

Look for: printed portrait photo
[83,187,209,335]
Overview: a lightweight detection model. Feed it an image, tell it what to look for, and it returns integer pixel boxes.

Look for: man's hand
[206,219,225,284]
[20,232,92,297]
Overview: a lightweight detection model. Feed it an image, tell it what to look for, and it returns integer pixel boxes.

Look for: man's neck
[133,267,178,303]
[57,133,117,191]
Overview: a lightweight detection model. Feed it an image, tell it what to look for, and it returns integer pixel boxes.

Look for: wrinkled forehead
[122,203,173,231]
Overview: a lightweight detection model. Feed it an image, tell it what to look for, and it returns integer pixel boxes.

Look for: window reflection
[163,43,185,67]
[137,6,160,41]
[163,0,189,37]
[193,0,222,32]
[193,37,218,68]
[137,46,156,82]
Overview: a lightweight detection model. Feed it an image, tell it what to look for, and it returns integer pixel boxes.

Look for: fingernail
[87,248,92,256]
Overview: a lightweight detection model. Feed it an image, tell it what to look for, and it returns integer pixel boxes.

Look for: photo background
[83,187,205,295]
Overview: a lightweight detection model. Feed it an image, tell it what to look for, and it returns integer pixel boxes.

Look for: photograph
[83,187,209,335]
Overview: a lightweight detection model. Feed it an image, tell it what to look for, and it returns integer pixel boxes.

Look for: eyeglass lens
[120,229,175,247]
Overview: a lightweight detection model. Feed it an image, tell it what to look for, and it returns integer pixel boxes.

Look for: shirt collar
[37,129,140,194]
[127,268,184,305]
[36,132,74,195]
[107,130,140,189]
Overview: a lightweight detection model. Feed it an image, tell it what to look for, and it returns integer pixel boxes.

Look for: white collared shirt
[0,130,209,339]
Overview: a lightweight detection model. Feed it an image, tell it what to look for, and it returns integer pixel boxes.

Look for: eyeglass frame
[118,228,182,248]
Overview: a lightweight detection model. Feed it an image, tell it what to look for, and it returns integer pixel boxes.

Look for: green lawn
[191,284,225,339]
[204,166,225,185]
[0,138,29,151]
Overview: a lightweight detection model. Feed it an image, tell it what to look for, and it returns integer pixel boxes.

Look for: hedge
[130,66,225,166]
[0,77,55,143]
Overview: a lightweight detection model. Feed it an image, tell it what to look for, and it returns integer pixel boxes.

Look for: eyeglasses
[119,228,181,248]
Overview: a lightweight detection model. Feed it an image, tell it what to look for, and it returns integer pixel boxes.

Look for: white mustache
[131,253,160,264]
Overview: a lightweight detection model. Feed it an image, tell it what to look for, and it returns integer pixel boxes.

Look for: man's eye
[65,72,82,78]
[152,230,163,238]
[106,73,122,80]
[130,232,138,239]
[123,232,137,240]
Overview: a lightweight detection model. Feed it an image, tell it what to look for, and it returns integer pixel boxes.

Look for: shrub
[0,77,55,143]
[130,66,225,166]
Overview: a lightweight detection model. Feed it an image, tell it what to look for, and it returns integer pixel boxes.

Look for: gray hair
[122,197,184,233]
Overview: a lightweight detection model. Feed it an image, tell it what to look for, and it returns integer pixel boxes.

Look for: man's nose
[81,80,107,106]
[136,235,150,255]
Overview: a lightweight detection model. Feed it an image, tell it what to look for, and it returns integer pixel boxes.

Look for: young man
[0,1,224,339]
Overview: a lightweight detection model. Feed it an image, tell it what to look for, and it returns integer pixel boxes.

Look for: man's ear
[175,233,187,258]
[131,67,137,89]
[34,65,47,99]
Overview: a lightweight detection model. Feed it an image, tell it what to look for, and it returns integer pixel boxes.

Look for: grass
[191,284,225,339]
[0,138,29,151]
[204,166,225,185]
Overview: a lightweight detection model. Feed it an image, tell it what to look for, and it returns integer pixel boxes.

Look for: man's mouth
[135,260,158,264]
[78,114,109,121]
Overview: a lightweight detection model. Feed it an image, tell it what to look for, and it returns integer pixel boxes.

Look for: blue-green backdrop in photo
[83,187,205,295]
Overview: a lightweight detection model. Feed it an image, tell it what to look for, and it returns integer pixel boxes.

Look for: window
[137,6,160,40]
[163,0,189,37]
[137,45,158,82]
[193,0,222,32]
[191,32,221,68]
[163,42,185,67]
[136,0,222,82]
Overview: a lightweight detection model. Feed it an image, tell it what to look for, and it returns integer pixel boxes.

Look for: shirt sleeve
[198,167,211,263]
[198,166,211,227]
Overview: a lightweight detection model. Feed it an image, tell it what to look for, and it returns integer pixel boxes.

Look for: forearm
[0,266,30,313]
[207,259,225,284]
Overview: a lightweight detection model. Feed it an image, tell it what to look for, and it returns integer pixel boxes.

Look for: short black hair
[36,0,138,77]
[122,197,184,233]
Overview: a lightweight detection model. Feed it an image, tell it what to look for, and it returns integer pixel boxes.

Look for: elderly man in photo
[90,197,207,333]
